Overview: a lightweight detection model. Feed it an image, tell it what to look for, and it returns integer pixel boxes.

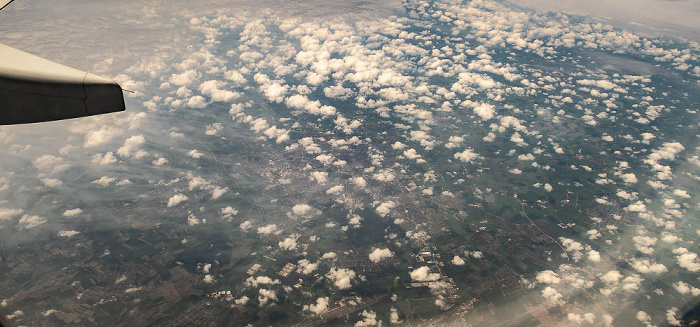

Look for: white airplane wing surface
[0,43,125,125]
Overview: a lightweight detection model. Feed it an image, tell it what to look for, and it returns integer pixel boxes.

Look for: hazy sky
[511,0,700,42]
[0,0,403,72]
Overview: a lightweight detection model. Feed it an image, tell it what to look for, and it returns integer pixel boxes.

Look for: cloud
[326,268,356,290]
[410,266,440,282]
[0,208,23,220]
[92,152,117,165]
[630,258,667,274]
[352,177,367,188]
[41,178,62,187]
[672,248,700,272]
[292,204,315,216]
[92,176,116,186]
[33,154,66,172]
[117,135,146,158]
[633,235,657,255]
[257,289,278,306]
[541,286,565,307]
[326,185,344,195]
[18,214,46,229]
[473,103,496,120]
[375,201,396,217]
[257,224,280,235]
[297,259,318,274]
[167,194,188,207]
[246,276,280,287]
[152,157,168,166]
[588,250,601,262]
[188,149,204,159]
[203,275,215,284]
[354,310,379,327]
[57,230,80,237]
[305,297,330,315]
[454,148,481,163]
[672,281,700,296]
[220,206,238,219]
[63,208,83,217]
[368,248,394,263]
[278,237,298,251]
[452,255,465,266]
[536,270,561,284]
[198,80,239,102]
[169,69,198,86]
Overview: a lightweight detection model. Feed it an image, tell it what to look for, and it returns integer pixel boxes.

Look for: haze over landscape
[0,0,699,326]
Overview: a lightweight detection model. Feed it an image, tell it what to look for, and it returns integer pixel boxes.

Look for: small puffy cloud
[354,310,379,327]
[0,208,23,220]
[187,95,208,108]
[636,311,652,326]
[117,135,147,158]
[351,177,367,188]
[297,259,318,274]
[203,275,215,284]
[672,248,700,272]
[152,157,169,166]
[57,230,80,237]
[167,194,188,207]
[473,103,496,120]
[239,220,252,230]
[368,248,394,263]
[18,214,46,229]
[292,204,316,217]
[210,186,228,200]
[220,206,238,219]
[187,149,203,159]
[619,173,638,184]
[536,270,561,284]
[672,189,690,198]
[41,178,63,187]
[261,83,288,103]
[310,171,328,184]
[326,185,344,195]
[246,276,280,287]
[673,281,700,296]
[588,250,601,262]
[169,69,198,86]
[257,224,280,235]
[626,201,647,212]
[257,289,278,306]
[541,286,565,307]
[326,268,356,290]
[63,208,83,217]
[452,255,465,266]
[630,258,667,274]
[410,266,440,282]
[92,176,116,186]
[454,148,481,163]
[235,295,249,305]
[198,80,239,102]
[305,297,329,315]
[322,252,337,260]
[601,270,622,285]
[278,237,298,251]
[633,235,657,255]
[92,152,117,165]
[375,201,396,217]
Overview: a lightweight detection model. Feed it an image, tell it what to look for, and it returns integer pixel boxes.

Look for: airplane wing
[0,43,125,125]
[0,0,13,11]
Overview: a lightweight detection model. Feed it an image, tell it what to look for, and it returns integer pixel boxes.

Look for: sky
[511,0,700,42]
[0,0,403,72]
